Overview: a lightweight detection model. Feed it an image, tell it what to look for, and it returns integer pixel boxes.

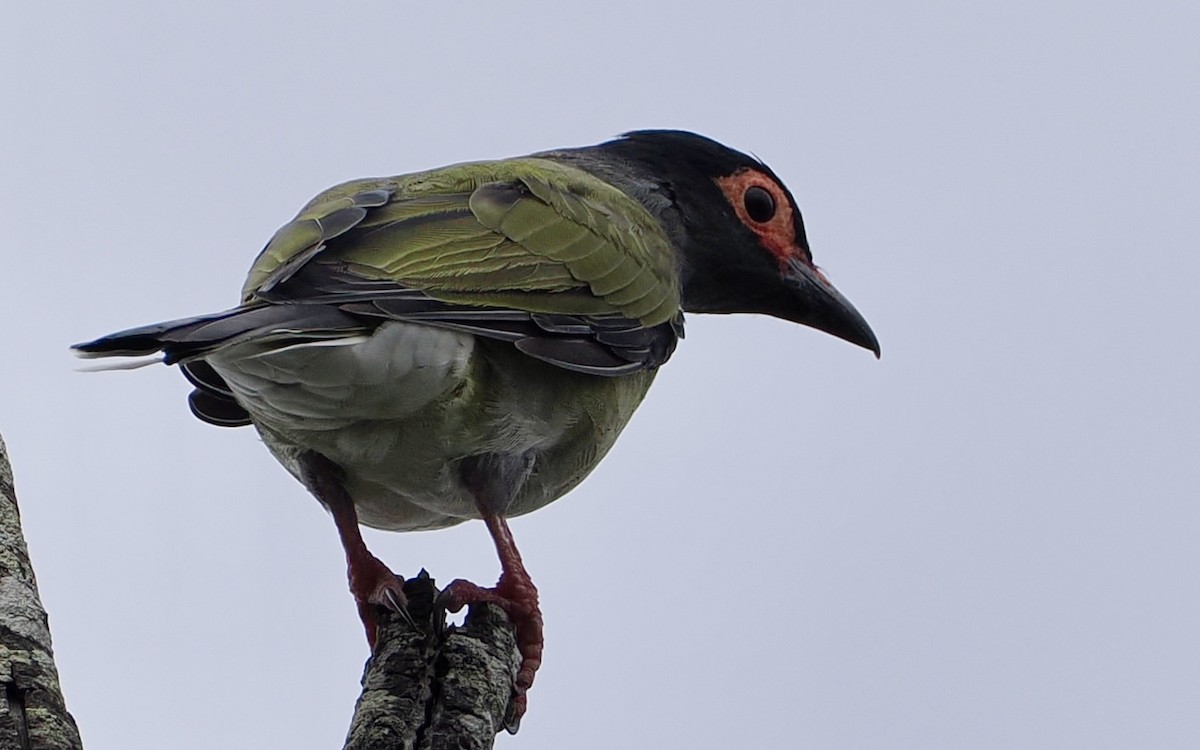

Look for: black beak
[782,258,880,357]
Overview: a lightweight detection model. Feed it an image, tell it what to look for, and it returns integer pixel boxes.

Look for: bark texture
[343,572,521,750]
[0,434,82,750]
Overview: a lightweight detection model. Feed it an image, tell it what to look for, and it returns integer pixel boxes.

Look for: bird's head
[589,130,879,357]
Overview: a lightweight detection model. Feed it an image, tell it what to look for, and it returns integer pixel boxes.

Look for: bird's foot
[348,552,412,648]
[438,573,542,731]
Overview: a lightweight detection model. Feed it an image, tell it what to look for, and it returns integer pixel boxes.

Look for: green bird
[74,130,878,725]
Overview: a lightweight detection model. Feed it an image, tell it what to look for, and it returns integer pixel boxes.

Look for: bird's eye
[743,186,776,223]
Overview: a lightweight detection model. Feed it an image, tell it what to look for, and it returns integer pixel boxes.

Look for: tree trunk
[0,434,83,750]
[343,573,521,750]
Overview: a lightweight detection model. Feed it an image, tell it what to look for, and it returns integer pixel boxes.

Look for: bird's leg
[440,511,543,730]
[297,451,408,648]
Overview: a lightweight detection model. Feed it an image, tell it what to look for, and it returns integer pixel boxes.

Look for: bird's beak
[782,257,880,357]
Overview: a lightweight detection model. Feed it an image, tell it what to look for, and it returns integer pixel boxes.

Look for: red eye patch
[715,168,802,266]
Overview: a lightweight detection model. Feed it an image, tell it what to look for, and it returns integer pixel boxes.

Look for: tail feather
[75,356,163,372]
[71,312,225,358]
[181,360,252,427]
[72,307,262,360]
[73,302,368,429]
[188,389,252,427]
[181,359,237,397]
[72,304,364,363]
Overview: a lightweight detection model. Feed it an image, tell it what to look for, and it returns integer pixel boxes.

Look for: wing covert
[240,159,684,375]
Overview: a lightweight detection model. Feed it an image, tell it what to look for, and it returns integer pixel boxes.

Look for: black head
[590,130,879,357]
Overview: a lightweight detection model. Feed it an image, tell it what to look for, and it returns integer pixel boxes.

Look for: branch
[0,434,82,750]
[0,430,518,749]
[343,572,520,750]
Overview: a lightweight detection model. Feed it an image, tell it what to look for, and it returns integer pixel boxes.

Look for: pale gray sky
[3,2,1198,748]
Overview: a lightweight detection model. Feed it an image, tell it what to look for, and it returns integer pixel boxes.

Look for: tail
[72,303,364,428]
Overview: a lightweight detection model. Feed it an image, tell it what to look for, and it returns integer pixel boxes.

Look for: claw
[503,698,522,734]
[349,554,412,645]
[380,587,417,628]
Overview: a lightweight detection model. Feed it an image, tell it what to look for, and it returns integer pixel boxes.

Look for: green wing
[242,158,680,328]
[238,158,683,376]
[70,158,685,429]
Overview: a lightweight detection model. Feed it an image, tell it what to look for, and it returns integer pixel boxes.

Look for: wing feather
[240,159,683,374]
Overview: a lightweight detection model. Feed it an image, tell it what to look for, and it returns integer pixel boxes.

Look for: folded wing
[74,159,685,427]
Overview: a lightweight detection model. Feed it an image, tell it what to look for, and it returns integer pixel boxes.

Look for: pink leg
[300,453,407,648]
[440,512,543,729]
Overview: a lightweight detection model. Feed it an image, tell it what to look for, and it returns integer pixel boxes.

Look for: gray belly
[206,321,657,531]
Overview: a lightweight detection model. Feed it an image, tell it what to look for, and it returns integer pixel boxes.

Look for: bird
[73,130,879,726]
